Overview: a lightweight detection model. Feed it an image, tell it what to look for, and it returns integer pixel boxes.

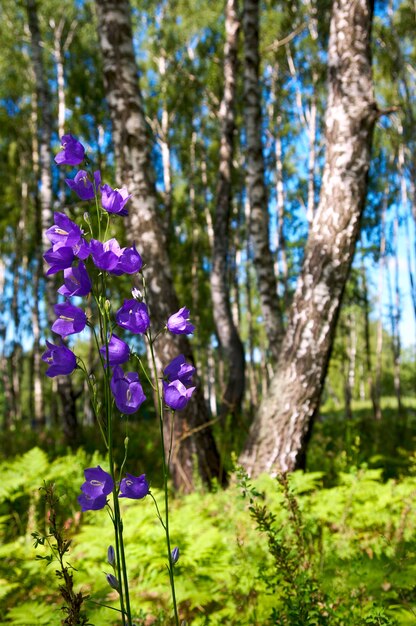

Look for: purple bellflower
[42,340,77,377]
[78,465,114,512]
[46,212,83,248]
[72,238,90,260]
[90,238,142,275]
[44,243,75,275]
[164,354,195,385]
[65,170,101,201]
[119,473,149,500]
[110,366,146,414]
[81,466,114,498]
[163,379,196,411]
[100,183,131,216]
[78,492,107,512]
[167,307,195,335]
[90,238,121,271]
[58,262,92,297]
[100,334,130,367]
[111,244,142,276]
[115,300,150,334]
[55,134,85,166]
[51,302,87,337]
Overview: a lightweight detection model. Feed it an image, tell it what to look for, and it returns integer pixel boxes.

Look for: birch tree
[95,0,223,490]
[240,0,378,475]
[243,0,283,362]
[210,0,245,418]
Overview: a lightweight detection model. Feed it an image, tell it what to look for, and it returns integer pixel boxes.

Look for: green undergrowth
[1,447,416,624]
[308,397,416,483]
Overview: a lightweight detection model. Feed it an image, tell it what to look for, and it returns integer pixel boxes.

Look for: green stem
[76,356,108,449]
[97,283,132,626]
[131,350,157,391]
[107,505,126,626]
[147,331,180,626]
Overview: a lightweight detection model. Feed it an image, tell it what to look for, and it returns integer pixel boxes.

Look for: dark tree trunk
[240,0,378,475]
[95,0,223,491]
[242,0,283,362]
[210,0,245,419]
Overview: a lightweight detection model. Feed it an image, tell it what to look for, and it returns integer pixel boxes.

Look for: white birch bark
[243,0,283,361]
[95,0,222,490]
[240,0,378,475]
[210,0,245,418]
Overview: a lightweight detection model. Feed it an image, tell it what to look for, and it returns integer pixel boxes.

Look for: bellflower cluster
[77,465,149,511]
[163,354,196,411]
[42,134,194,626]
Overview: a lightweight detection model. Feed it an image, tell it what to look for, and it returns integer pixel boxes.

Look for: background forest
[1,0,416,624]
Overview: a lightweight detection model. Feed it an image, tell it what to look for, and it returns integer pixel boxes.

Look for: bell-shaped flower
[90,238,142,275]
[119,473,149,499]
[115,300,150,334]
[42,340,77,377]
[110,366,146,414]
[100,334,130,366]
[163,379,196,411]
[52,302,87,337]
[58,262,92,297]
[111,244,142,276]
[55,134,85,166]
[44,243,75,275]
[46,212,83,248]
[90,238,122,272]
[73,238,90,260]
[77,492,107,512]
[164,354,195,385]
[167,307,195,335]
[66,170,101,201]
[78,465,114,512]
[100,183,131,216]
[80,465,114,498]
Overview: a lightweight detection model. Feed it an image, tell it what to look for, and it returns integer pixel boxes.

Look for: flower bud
[124,436,129,448]
[106,573,119,591]
[171,546,180,564]
[83,212,90,223]
[107,545,116,567]
[105,299,111,312]
[131,287,142,300]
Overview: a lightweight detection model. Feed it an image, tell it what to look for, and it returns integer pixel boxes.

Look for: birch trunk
[361,259,377,416]
[242,0,283,362]
[374,192,387,421]
[240,0,377,475]
[210,0,245,418]
[26,0,80,443]
[95,0,222,490]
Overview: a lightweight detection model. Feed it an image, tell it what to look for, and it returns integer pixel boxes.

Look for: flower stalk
[42,134,197,624]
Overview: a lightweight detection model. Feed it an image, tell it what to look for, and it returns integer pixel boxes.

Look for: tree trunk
[26,0,79,442]
[361,258,378,416]
[242,0,283,362]
[210,0,245,419]
[374,190,387,421]
[95,0,223,491]
[240,0,377,475]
